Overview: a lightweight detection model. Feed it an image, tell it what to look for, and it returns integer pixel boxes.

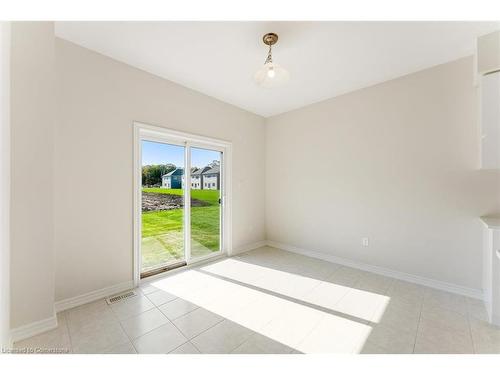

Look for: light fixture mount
[262,32,278,46]
[254,32,289,88]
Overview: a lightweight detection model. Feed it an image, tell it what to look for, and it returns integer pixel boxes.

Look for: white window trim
[133,121,232,286]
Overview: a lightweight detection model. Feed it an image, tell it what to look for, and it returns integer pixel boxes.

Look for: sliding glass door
[141,140,187,277]
[189,147,222,260]
[138,131,225,279]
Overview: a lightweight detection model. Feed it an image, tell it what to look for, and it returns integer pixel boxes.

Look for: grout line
[168,341,189,354]
[128,307,188,354]
[60,311,74,354]
[118,307,168,341]
[188,339,202,353]
[465,301,477,354]
[181,316,227,343]
[102,295,165,353]
[411,296,424,354]
[293,314,326,353]
[229,332,258,354]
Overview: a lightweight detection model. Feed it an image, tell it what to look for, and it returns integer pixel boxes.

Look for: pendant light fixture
[254,32,289,88]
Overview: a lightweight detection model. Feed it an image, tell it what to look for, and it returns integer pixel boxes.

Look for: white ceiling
[55,21,500,117]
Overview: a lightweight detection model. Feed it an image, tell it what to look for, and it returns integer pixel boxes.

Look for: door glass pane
[141,140,185,274]
[190,147,222,259]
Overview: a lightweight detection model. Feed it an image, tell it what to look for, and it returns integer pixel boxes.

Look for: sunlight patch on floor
[200,258,390,323]
[150,259,392,353]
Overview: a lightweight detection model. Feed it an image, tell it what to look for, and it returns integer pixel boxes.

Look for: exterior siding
[161,169,183,189]
[162,166,220,190]
[203,174,219,190]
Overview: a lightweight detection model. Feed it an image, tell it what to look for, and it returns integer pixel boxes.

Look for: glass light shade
[254,62,289,88]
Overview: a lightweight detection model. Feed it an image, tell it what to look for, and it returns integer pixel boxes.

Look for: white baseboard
[10,314,58,343]
[11,281,134,343]
[266,240,484,300]
[231,240,268,256]
[54,280,134,313]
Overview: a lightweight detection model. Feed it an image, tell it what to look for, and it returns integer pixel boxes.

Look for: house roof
[203,165,220,175]
[163,165,219,178]
[163,168,183,177]
[192,166,210,175]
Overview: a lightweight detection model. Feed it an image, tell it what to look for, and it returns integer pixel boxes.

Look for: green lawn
[141,188,220,272]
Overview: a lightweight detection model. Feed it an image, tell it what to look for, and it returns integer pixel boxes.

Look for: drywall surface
[54,38,266,301]
[0,21,11,347]
[265,57,500,290]
[10,22,55,328]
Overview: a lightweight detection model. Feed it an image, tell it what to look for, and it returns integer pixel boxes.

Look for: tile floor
[13,246,500,354]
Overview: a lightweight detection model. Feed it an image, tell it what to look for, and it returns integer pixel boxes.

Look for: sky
[142,140,220,168]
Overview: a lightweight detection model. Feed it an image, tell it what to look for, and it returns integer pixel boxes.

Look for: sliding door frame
[133,121,232,286]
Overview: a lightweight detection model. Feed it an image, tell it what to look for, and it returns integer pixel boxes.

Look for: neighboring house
[161,165,220,190]
[202,165,220,190]
[181,167,199,188]
[191,166,210,189]
[161,168,183,189]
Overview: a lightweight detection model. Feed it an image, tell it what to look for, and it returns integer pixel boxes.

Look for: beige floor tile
[132,322,187,354]
[386,282,425,308]
[159,298,199,320]
[295,257,340,279]
[389,280,426,296]
[169,341,201,354]
[103,341,137,354]
[223,293,284,332]
[66,299,116,333]
[296,314,372,353]
[415,320,473,354]
[466,298,489,322]
[231,333,294,354]
[414,335,473,354]
[139,284,160,295]
[17,247,500,355]
[13,313,71,354]
[377,304,420,334]
[71,319,129,354]
[470,318,500,354]
[146,290,178,307]
[67,308,118,336]
[250,269,321,300]
[120,308,169,340]
[326,267,364,288]
[363,324,416,354]
[472,340,500,354]
[384,294,423,314]
[359,341,389,354]
[172,308,224,339]
[423,289,467,315]
[260,302,323,349]
[110,294,155,321]
[356,273,394,294]
[301,281,351,311]
[334,288,391,323]
[191,320,254,353]
[420,305,470,333]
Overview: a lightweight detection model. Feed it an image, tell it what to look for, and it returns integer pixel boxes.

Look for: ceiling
[55,21,500,117]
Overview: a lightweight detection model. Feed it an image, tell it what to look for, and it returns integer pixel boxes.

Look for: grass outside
[141,188,220,271]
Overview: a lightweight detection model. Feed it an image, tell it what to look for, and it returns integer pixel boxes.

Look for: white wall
[54,39,266,302]
[0,21,11,348]
[11,29,498,326]
[266,57,500,290]
[10,22,55,328]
